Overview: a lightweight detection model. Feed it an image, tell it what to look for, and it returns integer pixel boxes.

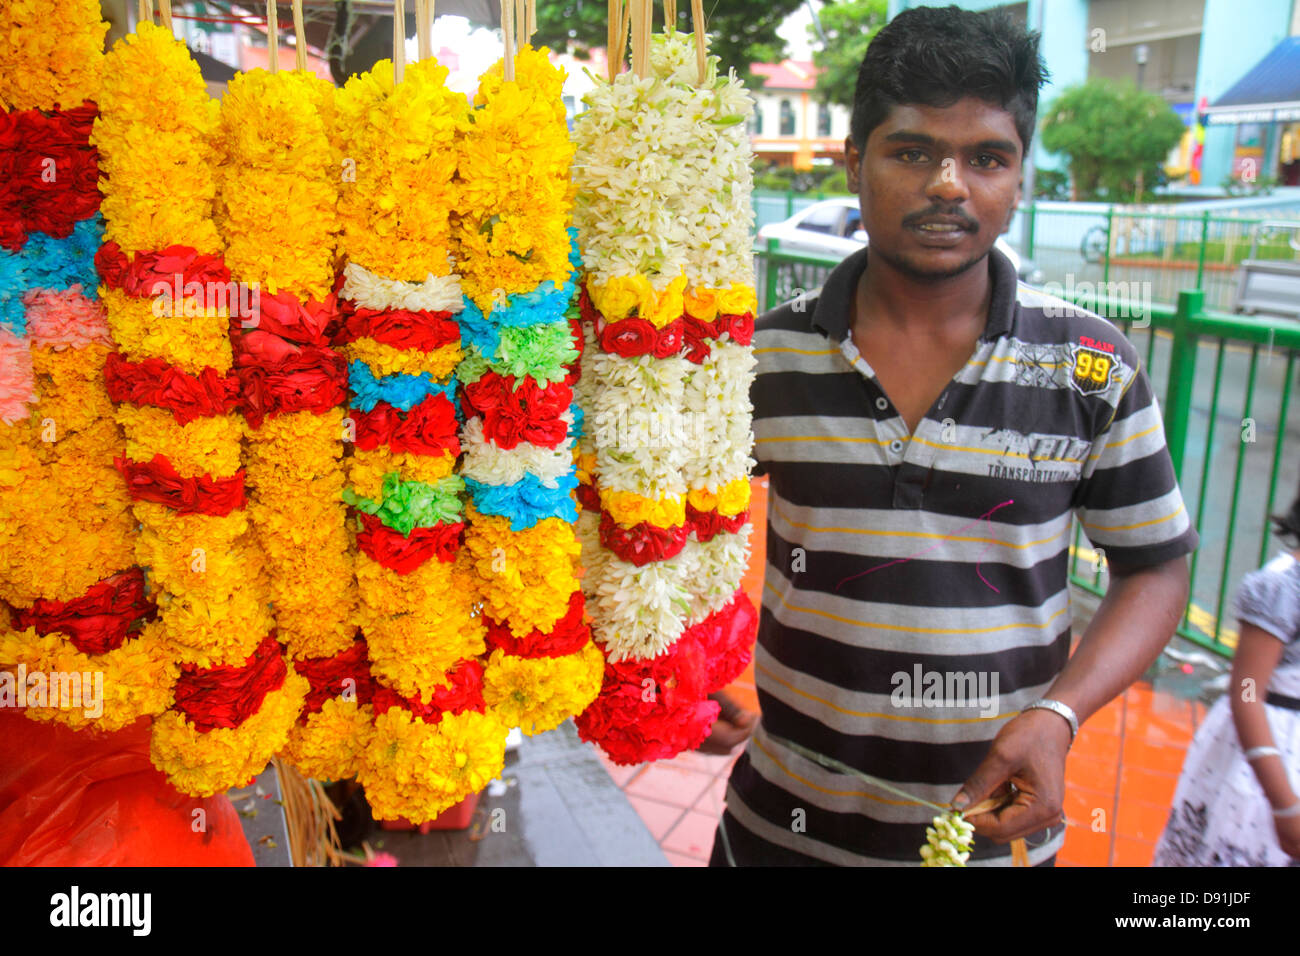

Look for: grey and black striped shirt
[720,245,1198,866]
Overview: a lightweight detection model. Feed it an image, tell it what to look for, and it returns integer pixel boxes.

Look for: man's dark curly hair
[850,5,1049,156]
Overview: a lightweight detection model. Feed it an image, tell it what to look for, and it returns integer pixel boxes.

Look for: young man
[709,5,1197,866]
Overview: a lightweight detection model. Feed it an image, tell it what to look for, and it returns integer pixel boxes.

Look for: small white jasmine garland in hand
[920,810,976,866]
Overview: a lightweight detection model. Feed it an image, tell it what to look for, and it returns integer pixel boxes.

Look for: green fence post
[785,190,794,220]
[764,238,780,313]
[1195,210,1210,290]
[1025,201,1037,260]
[1163,288,1203,482]
[1103,205,1114,286]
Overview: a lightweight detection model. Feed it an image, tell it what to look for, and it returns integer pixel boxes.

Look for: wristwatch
[1024,698,1079,743]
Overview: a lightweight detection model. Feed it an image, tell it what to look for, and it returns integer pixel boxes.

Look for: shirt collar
[809,243,1018,343]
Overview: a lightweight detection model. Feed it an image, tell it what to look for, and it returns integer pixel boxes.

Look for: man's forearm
[1043,556,1189,730]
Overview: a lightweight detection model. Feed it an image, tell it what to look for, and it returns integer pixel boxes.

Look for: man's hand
[952,708,1072,842]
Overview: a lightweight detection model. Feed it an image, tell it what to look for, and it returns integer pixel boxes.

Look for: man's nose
[926,157,970,203]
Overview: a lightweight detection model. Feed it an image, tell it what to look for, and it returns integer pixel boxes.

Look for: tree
[1040,79,1186,202]
[531,0,804,83]
[811,0,887,108]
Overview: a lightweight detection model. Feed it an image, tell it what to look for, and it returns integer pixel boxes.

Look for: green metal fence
[755,242,1300,657]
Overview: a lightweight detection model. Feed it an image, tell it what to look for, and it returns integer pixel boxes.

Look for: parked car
[757,197,1044,285]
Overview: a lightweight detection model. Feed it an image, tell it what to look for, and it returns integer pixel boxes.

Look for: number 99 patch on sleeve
[1068,341,1117,396]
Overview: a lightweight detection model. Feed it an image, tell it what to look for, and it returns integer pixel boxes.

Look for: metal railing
[754,190,1300,314]
[755,241,1300,657]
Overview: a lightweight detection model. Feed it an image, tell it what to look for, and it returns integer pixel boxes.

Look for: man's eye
[898,149,927,163]
[972,154,1005,169]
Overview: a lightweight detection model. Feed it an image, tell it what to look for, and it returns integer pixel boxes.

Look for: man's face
[845,97,1023,282]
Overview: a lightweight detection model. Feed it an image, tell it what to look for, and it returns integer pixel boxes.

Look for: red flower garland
[233,332,349,427]
[336,304,461,353]
[95,241,231,295]
[483,590,591,659]
[9,567,157,656]
[0,104,101,249]
[249,289,340,346]
[115,454,247,517]
[355,513,463,574]
[351,395,460,456]
[295,639,377,717]
[598,510,690,566]
[103,352,242,425]
[573,591,758,765]
[370,659,486,724]
[686,504,750,542]
[460,374,572,450]
[171,633,288,732]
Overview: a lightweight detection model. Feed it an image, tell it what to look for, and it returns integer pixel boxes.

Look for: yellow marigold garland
[352,551,485,699]
[0,0,106,112]
[334,59,465,281]
[214,66,356,664]
[462,506,581,638]
[281,697,375,782]
[482,642,604,736]
[92,23,221,257]
[359,707,507,823]
[149,664,310,798]
[0,622,177,732]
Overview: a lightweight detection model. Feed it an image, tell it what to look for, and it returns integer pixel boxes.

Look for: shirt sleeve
[1073,353,1199,567]
[1233,567,1298,645]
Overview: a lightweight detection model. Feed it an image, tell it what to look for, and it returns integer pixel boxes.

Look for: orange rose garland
[0,0,173,731]
[93,20,302,796]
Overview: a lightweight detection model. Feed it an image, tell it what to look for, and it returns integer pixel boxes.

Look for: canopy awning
[1206,36,1300,125]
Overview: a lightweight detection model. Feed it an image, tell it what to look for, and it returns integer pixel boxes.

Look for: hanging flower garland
[281,638,376,781]
[93,20,302,796]
[214,67,357,665]
[0,0,172,732]
[334,52,504,821]
[0,0,106,114]
[455,46,602,738]
[571,21,760,764]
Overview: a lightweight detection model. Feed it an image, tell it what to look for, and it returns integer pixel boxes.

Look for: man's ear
[1005,172,1024,233]
[844,136,861,192]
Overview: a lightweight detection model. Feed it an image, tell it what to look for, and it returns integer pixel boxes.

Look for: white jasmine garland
[920,811,975,866]
[589,351,690,500]
[682,523,752,625]
[341,260,465,314]
[573,33,755,292]
[586,554,694,662]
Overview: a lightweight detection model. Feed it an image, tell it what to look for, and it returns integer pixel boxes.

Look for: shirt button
[875,397,889,411]
[889,439,904,454]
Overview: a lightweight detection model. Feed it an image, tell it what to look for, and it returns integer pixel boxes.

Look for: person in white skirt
[1153,502,1300,866]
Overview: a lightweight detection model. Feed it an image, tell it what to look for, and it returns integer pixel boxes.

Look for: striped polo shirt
[717,245,1199,866]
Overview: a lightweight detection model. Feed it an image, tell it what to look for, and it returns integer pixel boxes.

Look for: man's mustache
[901,208,979,231]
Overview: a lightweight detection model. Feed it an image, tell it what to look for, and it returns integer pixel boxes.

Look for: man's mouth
[908,216,975,233]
